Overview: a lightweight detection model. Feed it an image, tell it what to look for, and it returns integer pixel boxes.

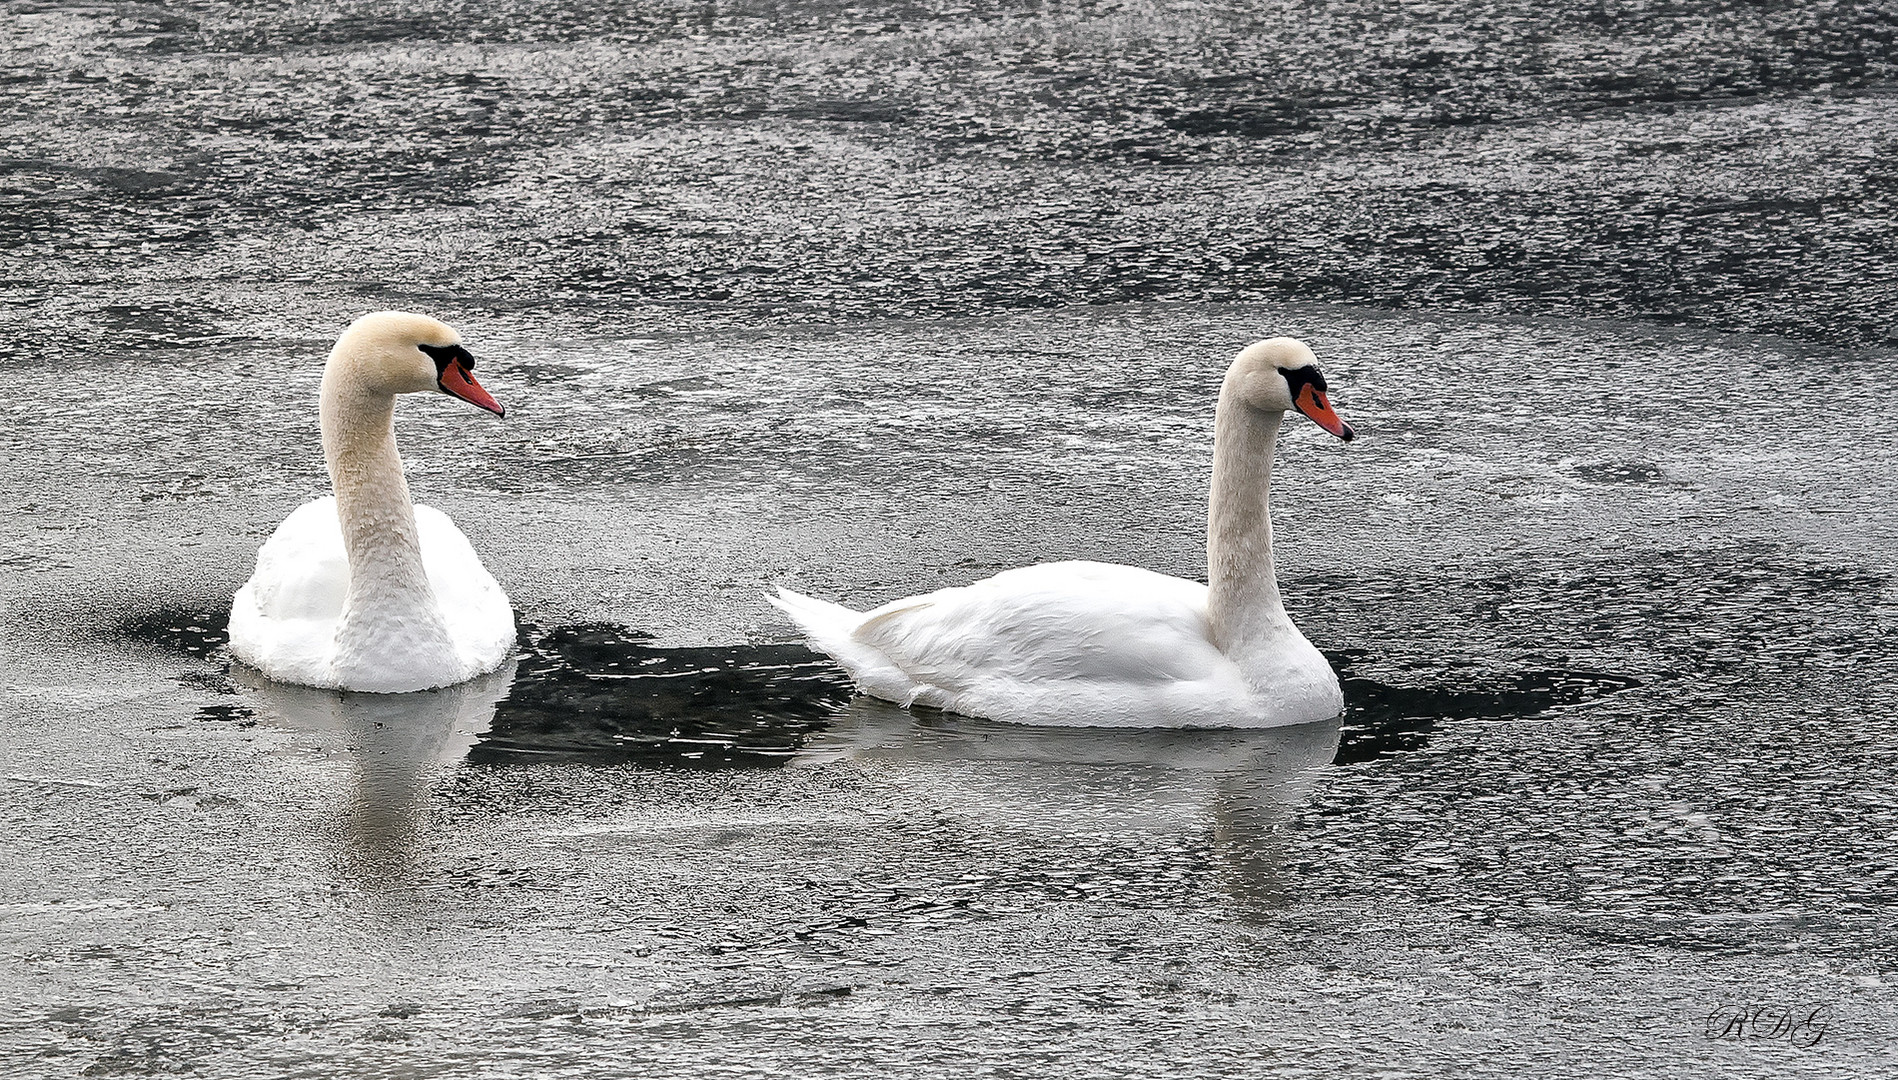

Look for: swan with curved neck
[771,337,1355,728]
[228,311,515,694]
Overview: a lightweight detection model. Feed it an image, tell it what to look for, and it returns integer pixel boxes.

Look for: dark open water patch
[109,602,231,661]
[476,643,1644,767]
[113,611,848,767]
[471,623,853,767]
[118,605,1637,768]
[1329,651,1644,765]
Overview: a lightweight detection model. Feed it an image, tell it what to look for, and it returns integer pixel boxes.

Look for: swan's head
[1226,337,1354,441]
[327,311,505,417]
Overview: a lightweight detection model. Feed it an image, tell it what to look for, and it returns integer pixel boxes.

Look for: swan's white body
[772,561,1340,728]
[229,497,514,693]
[772,337,1353,729]
[228,312,514,694]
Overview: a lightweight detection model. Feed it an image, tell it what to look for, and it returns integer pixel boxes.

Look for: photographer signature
[1703,1003,1830,1047]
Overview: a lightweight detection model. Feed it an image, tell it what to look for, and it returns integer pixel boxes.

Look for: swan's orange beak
[440,361,505,418]
[1294,384,1354,441]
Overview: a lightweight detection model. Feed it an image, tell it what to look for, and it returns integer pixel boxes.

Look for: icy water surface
[4,306,1897,1077]
[5,0,1898,351]
[5,0,1898,1077]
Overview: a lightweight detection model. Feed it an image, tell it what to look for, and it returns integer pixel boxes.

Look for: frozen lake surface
[5,307,1895,1077]
[4,2,1898,1077]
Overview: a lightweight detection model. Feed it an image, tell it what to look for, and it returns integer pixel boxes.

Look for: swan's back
[856,562,1220,685]
[776,561,1273,727]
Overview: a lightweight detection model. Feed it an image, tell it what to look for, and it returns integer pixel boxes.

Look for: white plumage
[229,497,514,694]
[228,312,514,694]
[772,337,1356,729]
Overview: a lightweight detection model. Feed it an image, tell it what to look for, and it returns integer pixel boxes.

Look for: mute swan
[228,311,515,694]
[771,337,1356,728]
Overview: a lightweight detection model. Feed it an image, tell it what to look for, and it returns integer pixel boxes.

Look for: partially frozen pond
[3,304,1895,1076]
[5,0,1897,1074]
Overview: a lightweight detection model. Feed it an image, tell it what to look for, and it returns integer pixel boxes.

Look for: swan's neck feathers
[1206,399,1297,668]
[320,384,456,667]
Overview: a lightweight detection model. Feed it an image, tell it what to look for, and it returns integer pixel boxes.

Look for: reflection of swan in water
[798,697,1340,913]
[233,660,516,886]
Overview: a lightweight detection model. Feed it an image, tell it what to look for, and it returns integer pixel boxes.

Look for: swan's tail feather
[766,586,870,665]
[767,586,915,701]
[767,586,861,634]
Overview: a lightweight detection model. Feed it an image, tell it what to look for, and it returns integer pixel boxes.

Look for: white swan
[228,311,515,694]
[771,337,1356,729]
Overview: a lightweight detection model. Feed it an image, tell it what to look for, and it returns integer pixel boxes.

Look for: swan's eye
[418,342,475,371]
[1282,364,1327,394]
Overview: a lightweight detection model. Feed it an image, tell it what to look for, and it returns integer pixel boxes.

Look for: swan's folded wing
[850,561,1224,693]
[227,498,350,681]
[415,504,516,674]
[237,498,350,623]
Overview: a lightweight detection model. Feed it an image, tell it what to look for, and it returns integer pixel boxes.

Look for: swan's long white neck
[1206,387,1296,667]
[320,369,454,661]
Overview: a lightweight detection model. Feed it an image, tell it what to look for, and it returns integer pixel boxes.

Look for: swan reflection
[799,697,1341,914]
[227,619,1341,912]
[233,661,516,887]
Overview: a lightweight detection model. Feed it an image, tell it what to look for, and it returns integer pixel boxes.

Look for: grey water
[4,2,1898,1077]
